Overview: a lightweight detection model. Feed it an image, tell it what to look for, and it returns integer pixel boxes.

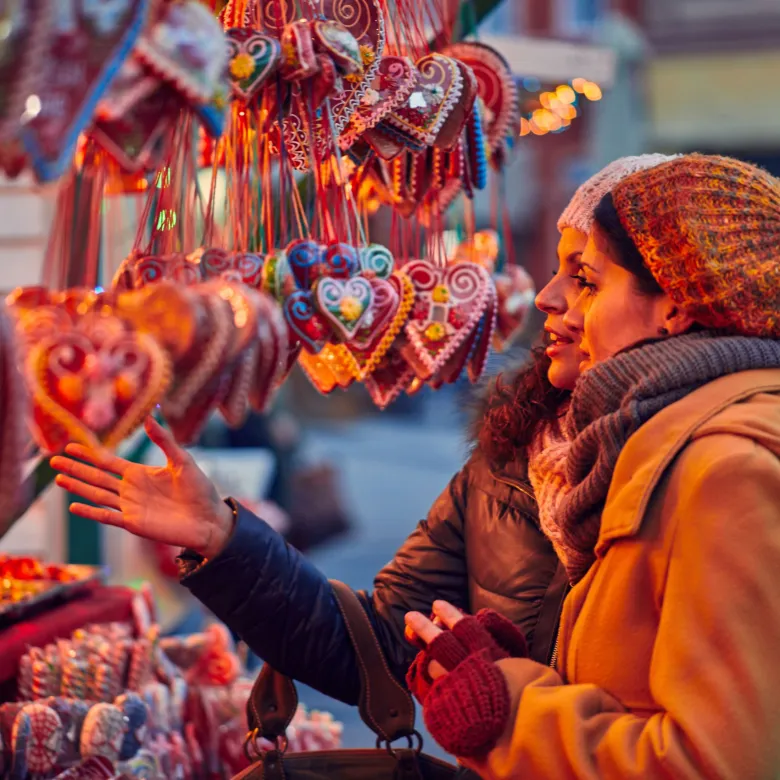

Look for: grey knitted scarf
[557,331,780,584]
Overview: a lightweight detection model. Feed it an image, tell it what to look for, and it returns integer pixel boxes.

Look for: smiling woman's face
[564,225,690,371]
[534,227,588,391]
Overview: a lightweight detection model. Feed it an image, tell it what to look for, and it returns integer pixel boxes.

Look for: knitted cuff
[423,649,511,759]
[406,651,435,704]
[475,609,528,659]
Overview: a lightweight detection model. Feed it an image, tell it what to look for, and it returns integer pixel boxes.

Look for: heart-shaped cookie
[26,317,171,453]
[386,54,463,147]
[91,86,180,174]
[314,0,384,136]
[0,309,28,524]
[323,242,360,279]
[314,276,374,340]
[22,0,149,182]
[226,28,282,103]
[122,253,203,288]
[0,0,50,145]
[434,60,478,150]
[134,1,228,106]
[359,243,394,279]
[162,292,236,445]
[340,55,416,149]
[443,42,518,157]
[312,20,363,76]
[349,271,414,379]
[287,239,324,290]
[402,260,492,380]
[116,283,204,368]
[283,290,330,354]
[362,341,414,410]
[250,292,290,413]
[200,248,265,288]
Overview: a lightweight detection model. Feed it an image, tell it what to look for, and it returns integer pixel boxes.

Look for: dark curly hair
[475,348,569,467]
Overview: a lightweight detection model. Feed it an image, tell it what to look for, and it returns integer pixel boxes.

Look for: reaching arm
[180,461,473,704]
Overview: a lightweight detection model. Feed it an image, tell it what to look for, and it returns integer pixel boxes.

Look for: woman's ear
[663,302,695,336]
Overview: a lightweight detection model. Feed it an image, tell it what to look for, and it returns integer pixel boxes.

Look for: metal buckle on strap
[376,730,424,757]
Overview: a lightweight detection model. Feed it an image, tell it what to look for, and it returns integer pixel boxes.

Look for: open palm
[50,417,235,559]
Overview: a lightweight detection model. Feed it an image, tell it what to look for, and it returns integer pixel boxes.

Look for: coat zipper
[493,470,569,670]
[549,629,560,668]
[492,473,535,501]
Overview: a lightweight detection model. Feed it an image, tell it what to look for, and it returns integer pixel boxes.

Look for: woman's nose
[535,276,566,314]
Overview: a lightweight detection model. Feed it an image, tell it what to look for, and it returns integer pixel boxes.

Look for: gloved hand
[405,608,527,704]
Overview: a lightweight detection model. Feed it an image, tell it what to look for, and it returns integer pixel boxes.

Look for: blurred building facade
[643,0,780,175]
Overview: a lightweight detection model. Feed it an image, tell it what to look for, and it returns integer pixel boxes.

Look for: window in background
[477,0,518,35]
[555,0,605,36]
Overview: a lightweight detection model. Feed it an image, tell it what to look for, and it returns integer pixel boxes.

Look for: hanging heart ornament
[386,54,464,147]
[225,28,282,102]
[314,276,374,341]
[25,314,172,453]
[402,260,494,380]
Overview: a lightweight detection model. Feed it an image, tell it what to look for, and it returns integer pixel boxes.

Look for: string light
[517,78,601,138]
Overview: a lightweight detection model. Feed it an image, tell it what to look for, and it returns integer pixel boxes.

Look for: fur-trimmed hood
[468,348,569,468]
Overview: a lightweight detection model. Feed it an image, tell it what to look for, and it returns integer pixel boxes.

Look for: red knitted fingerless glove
[423,648,511,759]
[406,609,527,704]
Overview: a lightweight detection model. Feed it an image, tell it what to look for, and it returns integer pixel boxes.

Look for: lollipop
[114,693,149,761]
[9,707,31,780]
[19,703,64,776]
[80,703,126,762]
[44,698,90,767]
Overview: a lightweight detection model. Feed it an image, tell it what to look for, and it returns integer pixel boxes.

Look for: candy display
[0,557,106,624]
[0,584,342,779]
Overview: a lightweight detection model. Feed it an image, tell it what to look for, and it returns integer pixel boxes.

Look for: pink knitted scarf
[527,412,573,569]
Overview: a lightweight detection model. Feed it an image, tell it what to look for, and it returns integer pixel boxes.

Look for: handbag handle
[247,580,417,745]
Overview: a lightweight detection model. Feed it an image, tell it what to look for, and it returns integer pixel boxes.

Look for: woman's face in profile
[534,227,588,391]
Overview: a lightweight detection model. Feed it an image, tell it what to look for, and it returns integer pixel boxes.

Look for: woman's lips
[545,331,575,358]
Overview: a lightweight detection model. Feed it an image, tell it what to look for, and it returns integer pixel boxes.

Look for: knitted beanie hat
[557,154,679,234]
[611,153,780,338]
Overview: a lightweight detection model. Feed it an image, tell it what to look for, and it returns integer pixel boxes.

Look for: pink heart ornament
[134,1,229,105]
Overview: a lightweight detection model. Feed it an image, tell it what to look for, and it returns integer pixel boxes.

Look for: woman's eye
[570,273,596,293]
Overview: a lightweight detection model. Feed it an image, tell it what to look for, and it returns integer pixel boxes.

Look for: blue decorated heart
[286,239,324,290]
[323,242,359,279]
[283,290,329,353]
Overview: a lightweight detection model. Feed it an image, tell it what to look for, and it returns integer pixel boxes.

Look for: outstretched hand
[50,417,235,559]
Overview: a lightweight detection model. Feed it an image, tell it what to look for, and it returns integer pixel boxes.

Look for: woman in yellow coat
[406,154,780,779]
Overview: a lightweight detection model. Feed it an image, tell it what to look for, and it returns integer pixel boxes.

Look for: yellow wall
[648,50,780,150]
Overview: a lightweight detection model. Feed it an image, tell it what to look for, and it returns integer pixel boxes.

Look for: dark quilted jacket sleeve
[180,463,472,705]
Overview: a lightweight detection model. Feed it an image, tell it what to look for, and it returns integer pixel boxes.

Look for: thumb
[145,416,188,467]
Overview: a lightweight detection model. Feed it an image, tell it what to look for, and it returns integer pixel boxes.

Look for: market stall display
[0,570,343,779]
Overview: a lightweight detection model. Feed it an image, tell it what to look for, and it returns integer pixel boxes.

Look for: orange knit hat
[611,154,780,338]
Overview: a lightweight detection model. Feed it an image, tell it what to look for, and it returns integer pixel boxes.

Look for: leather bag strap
[329,580,416,742]
[247,580,416,744]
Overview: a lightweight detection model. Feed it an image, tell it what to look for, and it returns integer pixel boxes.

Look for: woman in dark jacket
[49,156,672,706]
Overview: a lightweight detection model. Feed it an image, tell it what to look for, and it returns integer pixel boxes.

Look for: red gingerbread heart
[21,0,149,182]
[386,54,464,147]
[201,248,265,288]
[362,341,414,410]
[443,42,518,157]
[26,315,172,453]
[349,271,414,379]
[402,260,493,380]
[340,55,416,149]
